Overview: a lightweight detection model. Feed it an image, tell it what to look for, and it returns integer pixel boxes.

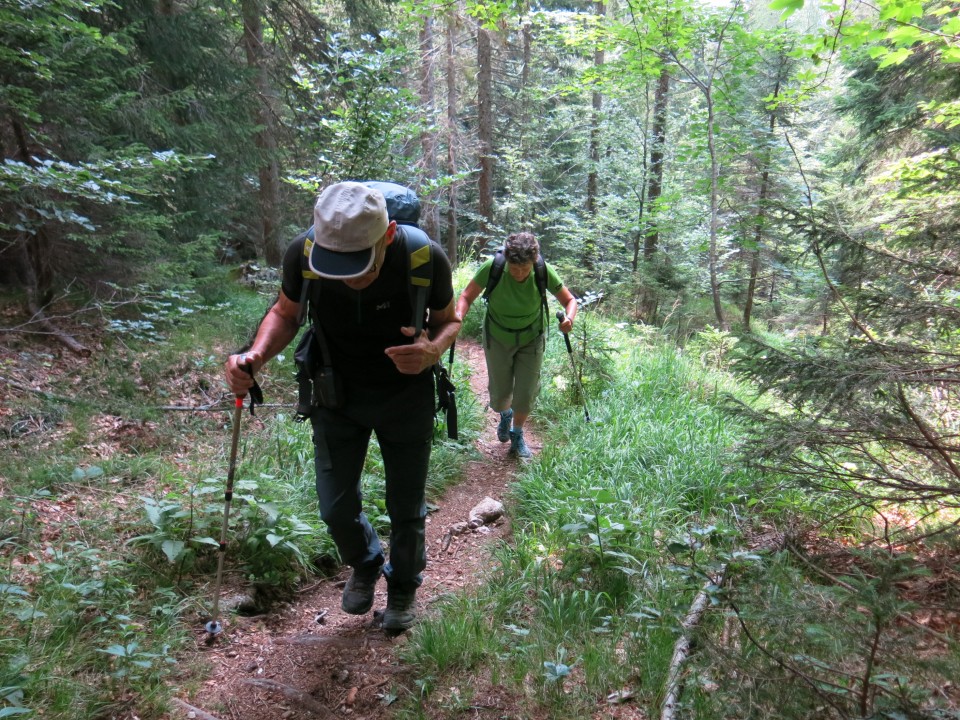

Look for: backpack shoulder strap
[400,226,433,336]
[534,255,547,296]
[481,249,506,303]
[534,254,549,325]
[297,225,320,327]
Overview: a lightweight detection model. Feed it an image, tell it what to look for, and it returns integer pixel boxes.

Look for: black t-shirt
[281,226,454,388]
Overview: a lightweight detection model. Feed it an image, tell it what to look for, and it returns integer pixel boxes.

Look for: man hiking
[225,181,461,631]
[456,231,577,458]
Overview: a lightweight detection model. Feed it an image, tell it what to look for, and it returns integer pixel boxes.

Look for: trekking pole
[204,394,243,641]
[204,363,261,642]
[556,311,591,422]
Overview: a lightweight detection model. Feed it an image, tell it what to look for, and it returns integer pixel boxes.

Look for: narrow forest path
[174,338,536,720]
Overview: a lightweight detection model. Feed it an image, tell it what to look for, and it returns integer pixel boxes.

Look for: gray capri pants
[483,328,546,416]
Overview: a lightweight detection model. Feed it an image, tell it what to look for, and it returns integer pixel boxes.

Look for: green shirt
[472,258,564,346]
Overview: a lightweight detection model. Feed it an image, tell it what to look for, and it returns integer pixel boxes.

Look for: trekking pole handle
[238,360,263,415]
[556,311,573,353]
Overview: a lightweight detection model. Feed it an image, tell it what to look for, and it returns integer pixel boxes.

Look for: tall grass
[400,319,763,716]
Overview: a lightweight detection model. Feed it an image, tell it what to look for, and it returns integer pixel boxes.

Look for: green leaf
[895,1,923,22]
[99,644,129,657]
[0,709,33,718]
[887,25,925,46]
[161,540,185,563]
[877,47,913,68]
[191,536,220,547]
[589,488,618,504]
[943,46,960,63]
[768,0,804,11]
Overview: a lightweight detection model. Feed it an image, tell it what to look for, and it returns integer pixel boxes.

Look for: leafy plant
[543,646,576,686]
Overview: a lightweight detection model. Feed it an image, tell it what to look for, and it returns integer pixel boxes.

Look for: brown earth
[171,338,531,720]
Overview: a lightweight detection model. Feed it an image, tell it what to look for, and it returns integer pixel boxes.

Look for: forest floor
[172,338,530,720]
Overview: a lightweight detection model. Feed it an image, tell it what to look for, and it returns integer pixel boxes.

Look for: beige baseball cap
[308,182,389,279]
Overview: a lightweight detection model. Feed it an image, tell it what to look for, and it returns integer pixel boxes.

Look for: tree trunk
[744,153,770,332]
[10,118,54,307]
[631,77,653,273]
[521,20,531,96]
[706,92,726,330]
[644,66,670,260]
[445,7,459,263]
[744,87,779,332]
[241,0,282,267]
[519,19,532,226]
[586,0,604,217]
[476,22,494,241]
[584,0,605,270]
[419,11,441,243]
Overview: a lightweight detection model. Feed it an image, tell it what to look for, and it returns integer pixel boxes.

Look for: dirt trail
[175,338,534,720]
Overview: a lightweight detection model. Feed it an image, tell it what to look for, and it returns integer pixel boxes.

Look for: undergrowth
[2,279,957,719]
[397,313,960,719]
[0,278,479,719]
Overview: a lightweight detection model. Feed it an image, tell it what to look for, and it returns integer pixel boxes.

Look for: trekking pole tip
[204,620,223,637]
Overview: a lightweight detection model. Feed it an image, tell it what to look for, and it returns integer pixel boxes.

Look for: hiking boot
[509,428,532,459]
[382,588,417,632]
[497,409,513,443]
[341,564,381,615]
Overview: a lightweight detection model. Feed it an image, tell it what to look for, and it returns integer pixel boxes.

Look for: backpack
[481,249,550,341]
[293,182,457,438]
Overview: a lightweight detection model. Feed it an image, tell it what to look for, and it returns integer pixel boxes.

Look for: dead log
[170,697,226,720]
[242,678,336,718]
[25,300,89,357]
[660,567,726,720]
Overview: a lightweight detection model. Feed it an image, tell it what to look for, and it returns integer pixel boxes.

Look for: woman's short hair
[504,232,539,265]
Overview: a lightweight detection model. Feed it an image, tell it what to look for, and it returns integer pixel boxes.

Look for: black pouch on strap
[294,326,344,420]
[434,363,458,440]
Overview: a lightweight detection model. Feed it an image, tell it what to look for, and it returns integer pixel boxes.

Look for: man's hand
[225,351,263,396]
[384,327,440,374]
[223,291,301,397]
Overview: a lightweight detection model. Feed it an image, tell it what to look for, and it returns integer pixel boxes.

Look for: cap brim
[308,244,375,279]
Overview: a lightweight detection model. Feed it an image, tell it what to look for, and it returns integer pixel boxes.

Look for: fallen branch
[660,567,726,720]
[170,697,226,720]
[24,299,90,356]
[0,375,82,405]
[156,403,290,412]
[242,678,336,718]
